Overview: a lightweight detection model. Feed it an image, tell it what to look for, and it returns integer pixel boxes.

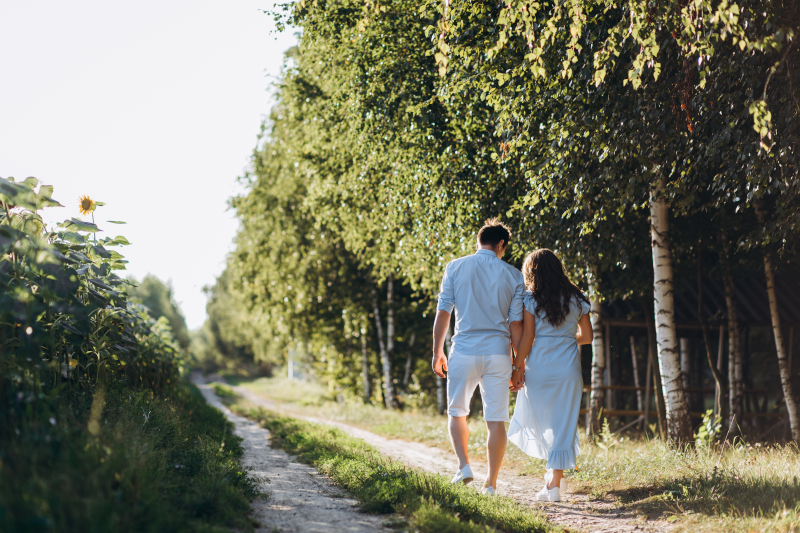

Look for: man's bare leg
[484,421,507,489]
[449,415,470,469]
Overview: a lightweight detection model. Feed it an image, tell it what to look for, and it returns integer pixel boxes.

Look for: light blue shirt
[437,249,525,355]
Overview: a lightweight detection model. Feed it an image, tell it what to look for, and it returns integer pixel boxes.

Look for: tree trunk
[630,336,644,415]
[372,284,396,410]
[649,180,692,443]
[642,340,652,433]
[605,323,613,412]
[754,203,799,442]
[403,333,416,387]
[680,338,691,390]
[697,253,724,416]
[361,324,371,403]
[587,273,605,438]
[720,226,744,434]
[643,298,666,439]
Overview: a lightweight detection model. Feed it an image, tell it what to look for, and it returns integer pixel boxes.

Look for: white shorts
[447,352,512,421]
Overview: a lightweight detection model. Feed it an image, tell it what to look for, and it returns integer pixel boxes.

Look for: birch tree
[755,203,800,442]
[719,225,744,432]
[587,274,605,437]
[650,179,693,443]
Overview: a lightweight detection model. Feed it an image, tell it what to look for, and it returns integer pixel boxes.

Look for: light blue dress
[508,292,590,470]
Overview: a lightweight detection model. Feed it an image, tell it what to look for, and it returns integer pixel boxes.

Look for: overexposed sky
[1,1,296,329]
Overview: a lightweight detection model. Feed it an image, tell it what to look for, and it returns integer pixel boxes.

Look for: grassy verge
[0,381,260,533]
[221,375,531,468]
[222,375,800,532]
[568,432,800,532]
[212,383,559,533]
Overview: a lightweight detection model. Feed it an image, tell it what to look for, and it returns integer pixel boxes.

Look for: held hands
[432,350,448,378]
[509,360,526,392]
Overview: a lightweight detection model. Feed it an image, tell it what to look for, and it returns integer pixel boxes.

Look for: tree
[128,274,190,349]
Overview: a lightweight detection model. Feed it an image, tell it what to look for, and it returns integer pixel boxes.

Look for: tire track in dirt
[209,374,672,533]
[192,373,391,533]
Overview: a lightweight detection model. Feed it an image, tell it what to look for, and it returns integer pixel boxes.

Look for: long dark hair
[522,249,589,327]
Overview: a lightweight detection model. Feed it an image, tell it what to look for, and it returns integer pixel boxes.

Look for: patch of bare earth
[215,375,673,533]
[191,373,391,533]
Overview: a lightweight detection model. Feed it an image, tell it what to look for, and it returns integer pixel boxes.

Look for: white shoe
[536,485,560,502]
[481,486,496,496]
[451,465,474,485]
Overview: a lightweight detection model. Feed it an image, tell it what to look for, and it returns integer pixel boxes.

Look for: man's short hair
[477,218,511,248]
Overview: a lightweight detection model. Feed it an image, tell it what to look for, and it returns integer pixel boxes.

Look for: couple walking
[431,218,593,501]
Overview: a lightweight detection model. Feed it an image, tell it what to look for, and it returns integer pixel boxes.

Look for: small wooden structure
[580,273,800,439]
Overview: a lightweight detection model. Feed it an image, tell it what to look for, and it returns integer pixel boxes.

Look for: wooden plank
[581,385,773,393]
[578,409,786,419]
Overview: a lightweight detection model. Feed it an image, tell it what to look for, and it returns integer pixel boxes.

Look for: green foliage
[695,409,723,449]
[127,274,191,349]
[0,176,258,530]
[0,382,258,533]
[214,0,800,408]
[596,417,618,450]
[230,405,557,533]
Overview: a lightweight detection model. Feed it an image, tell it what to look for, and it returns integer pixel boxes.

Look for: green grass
[222,375,800,532]
[0,381,260,533]
[222,375,534,469]
[212,385,558,533]
[568,433,800,532]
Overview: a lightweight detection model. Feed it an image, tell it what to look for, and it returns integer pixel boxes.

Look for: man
[431,218,525,495]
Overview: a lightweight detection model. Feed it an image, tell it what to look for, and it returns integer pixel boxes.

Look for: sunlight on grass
[222,375,543,470]
[215,392,558,533]
[223,376,800,532]
[569,434,800,532]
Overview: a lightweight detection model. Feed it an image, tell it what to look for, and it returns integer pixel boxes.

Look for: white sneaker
[451,465,474,485]
[536,485,560,502]
[481,486,496,496]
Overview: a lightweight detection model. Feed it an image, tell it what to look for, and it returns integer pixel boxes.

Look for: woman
[507,249,594,502]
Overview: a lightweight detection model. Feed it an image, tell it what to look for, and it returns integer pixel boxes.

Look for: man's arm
[509,320,523,357]
[432,309,451,377]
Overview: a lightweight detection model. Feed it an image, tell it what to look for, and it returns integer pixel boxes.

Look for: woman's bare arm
[576,313,593,345]
[514,307,535,363]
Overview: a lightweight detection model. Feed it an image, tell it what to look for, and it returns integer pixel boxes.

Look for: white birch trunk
[720,228,744,431]
[630,336,644,414]
[762,250,800,441]
[724,277,744,431]
[605,323,612,411]
[385,274,396,408]
[588,273,605,437]
[403,332,416,387]
[373,286,395,410]
[679,338,690,390]
[755,203,799,442]
[650,180,692,443]
[361,325,371,403]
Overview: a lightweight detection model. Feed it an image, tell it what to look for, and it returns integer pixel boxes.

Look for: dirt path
[211,375,671,533]
[191,373,390,533]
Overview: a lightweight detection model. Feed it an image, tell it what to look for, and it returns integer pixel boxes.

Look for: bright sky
[1,1,296,329]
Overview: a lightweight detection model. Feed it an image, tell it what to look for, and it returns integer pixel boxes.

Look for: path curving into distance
[191,373,391,533]
[200,373,672,533]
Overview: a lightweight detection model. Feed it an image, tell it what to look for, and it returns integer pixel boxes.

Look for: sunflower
[78,195,95,216]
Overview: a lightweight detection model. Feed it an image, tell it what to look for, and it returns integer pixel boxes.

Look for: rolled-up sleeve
[508,272,525,322]
[436,262,455,313]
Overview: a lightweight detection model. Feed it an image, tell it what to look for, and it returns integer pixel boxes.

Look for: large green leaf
[59,218,100,233]
[0,178,38,210]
